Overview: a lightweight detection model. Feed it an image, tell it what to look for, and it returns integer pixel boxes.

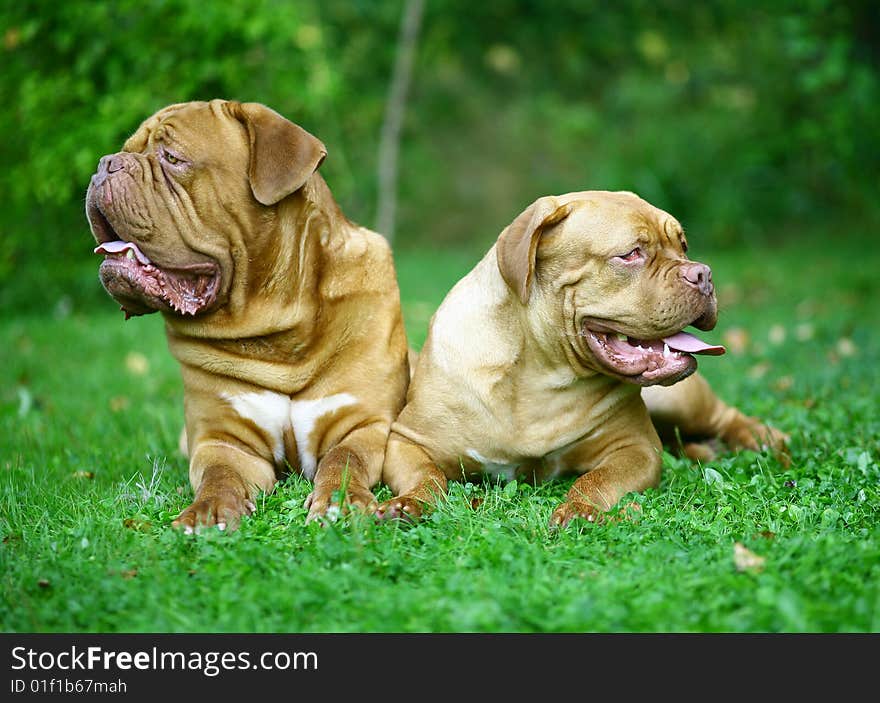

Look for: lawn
[1,234,878,632]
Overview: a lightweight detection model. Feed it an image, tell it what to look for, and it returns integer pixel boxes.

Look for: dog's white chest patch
[289,393,357,479]
[223,391,290,464]
[222,391,357,479]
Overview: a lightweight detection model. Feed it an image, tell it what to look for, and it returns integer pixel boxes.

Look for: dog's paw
[303,483,378,524]
[375,495,424,522]
[724,416,791,466]
[680,440,721,462]
[549,500,603,528]
[172,493,256,534]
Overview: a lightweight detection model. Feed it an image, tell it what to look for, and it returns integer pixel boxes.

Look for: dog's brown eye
[160,146,184,166]
[617,247,642,262]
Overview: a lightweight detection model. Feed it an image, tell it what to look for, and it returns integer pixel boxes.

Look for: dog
[86,100,409,531]
[377,191,787,525]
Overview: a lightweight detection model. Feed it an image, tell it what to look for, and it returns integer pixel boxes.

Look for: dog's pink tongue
[94,240,151,265]
[663,331,726,356]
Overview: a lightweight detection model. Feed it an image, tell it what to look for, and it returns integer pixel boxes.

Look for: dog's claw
[549,500,602,529]
[172,488,252,533]
[550,500,643,529]
[304,484,378,524]
[375,496,423,522]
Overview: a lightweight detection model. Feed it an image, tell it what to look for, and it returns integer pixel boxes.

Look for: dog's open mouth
[92,230,219,320]
[583,327,725,386]
[94,239,219,319]
[87,193,220,319]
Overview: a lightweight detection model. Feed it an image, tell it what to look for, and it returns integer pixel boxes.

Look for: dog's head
[86,100,327,318]
[496,190,724,386]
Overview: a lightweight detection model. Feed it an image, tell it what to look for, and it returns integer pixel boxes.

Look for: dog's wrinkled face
[497,190,724,386]
[86,99,326,319]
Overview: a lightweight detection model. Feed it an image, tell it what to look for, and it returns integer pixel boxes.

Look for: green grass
[1,238,878,632]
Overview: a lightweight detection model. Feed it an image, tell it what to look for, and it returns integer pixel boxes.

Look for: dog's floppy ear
[496,196,574,304]
[231,102,327,206]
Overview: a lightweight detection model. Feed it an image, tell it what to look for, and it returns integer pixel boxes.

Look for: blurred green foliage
[1,0,878,310]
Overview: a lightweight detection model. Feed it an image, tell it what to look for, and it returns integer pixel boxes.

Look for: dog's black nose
[681,262,713,296]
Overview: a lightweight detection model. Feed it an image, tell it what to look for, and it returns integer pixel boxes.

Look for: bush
[2,0,877,312]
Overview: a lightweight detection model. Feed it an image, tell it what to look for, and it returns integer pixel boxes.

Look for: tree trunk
[375,0,425,242]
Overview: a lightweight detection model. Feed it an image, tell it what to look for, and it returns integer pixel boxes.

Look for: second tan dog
[378,191,787,525]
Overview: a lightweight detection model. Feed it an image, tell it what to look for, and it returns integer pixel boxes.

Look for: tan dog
[378,191,787,525]
[86,100,409,531]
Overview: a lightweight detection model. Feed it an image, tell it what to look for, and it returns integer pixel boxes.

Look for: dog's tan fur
[378,191,787,525]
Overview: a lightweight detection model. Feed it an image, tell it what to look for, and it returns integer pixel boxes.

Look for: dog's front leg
[173,441,275,532]
[375,431,448,521]
[549,439,661,528]
[303,422,389,522]
[642,372,789,462]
